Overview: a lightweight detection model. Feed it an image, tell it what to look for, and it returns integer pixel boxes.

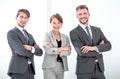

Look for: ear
[15,17,17,20]
[88,12,90,17]
[61,23,63,26]
[76,14,79,19]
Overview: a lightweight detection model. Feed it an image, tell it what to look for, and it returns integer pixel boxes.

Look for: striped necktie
[23,29,31,64]
[85,26,93,44]
[23,29,29,41]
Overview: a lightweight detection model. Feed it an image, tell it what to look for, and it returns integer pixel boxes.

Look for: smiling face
[16,12,29,28]
[50,17,62,32]
[50,13,63,32]
[76,8,90,26]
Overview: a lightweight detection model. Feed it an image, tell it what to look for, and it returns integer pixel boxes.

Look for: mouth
[80,18,88,24]
[81,18,87,21]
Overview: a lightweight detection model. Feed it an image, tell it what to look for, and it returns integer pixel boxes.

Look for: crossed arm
[47,41,71,55]
[23,44,39,52]
[23,44,43,56]
[81,40,104,54]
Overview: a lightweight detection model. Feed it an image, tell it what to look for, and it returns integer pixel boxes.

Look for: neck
[52,30,59,35]
[52,30,61,41]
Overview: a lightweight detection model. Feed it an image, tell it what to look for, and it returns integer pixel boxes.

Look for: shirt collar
[79,23,90,29]
[16,24,24,32]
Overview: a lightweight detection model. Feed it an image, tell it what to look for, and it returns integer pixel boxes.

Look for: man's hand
[97,40,104,54]
[23,45,32,51]
[81,40,105,53]
[34,44,40,48]
[81,46,97,53]
[99,40,104,45]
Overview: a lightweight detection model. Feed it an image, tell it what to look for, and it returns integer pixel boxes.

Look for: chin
[80,21,88,25]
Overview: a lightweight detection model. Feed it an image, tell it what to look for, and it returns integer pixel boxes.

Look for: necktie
[23,29,31,64]
[23,29,29,42]
[85,26,93,44]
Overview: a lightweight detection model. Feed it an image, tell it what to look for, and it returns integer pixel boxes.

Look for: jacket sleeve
[70,29,99,58]
[60,35,71,57]
[43,32,58,55]
[30,35,43,56]
[96,28,112,52]
[7,30,33,58]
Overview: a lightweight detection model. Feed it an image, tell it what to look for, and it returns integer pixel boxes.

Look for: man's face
[76,9,90,25]
[16,12,29,28]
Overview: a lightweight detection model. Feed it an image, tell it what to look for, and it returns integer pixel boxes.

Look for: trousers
[77,63,105,79]
[11,64,34,79]
[43,62,64,79]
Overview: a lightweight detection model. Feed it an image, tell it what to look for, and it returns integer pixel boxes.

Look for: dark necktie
[23,29,29,42]
[85,26,93,44]
[23,29,31,64]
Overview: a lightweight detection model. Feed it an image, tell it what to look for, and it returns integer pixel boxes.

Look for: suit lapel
[50,31,58,47]
[13,27,28,44]
[90,26,97,45]
[50,31,65,47]
[77,25,91,43]
[60,34,64,47]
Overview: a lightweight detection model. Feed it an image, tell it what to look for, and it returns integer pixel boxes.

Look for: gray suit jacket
[70,25,111,74]
[7,27,43,76]
[42,31,71,71]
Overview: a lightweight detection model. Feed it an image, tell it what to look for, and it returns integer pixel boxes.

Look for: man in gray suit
[70,5,111,79]
[7,9,43,79]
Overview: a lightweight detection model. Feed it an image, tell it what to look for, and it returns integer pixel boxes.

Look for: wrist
[31,47,35,53]
[93,46,98,52]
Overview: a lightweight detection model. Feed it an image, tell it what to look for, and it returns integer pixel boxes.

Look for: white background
[0,0,120,79]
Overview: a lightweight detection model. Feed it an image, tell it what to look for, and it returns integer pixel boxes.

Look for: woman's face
[50,17,62,32]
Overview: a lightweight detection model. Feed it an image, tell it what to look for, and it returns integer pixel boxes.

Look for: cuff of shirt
[31,47,35,53]
[96,46,102,54]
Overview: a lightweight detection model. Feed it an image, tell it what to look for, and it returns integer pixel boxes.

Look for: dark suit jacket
[70,25,111,74]
[7,27,43,76]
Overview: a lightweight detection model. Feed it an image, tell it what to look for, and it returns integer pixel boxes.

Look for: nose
[80,14,85,18]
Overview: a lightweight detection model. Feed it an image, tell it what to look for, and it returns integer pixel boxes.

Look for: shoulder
[70,25,80,36]
[70,26,78,33]
[7,28,18,39]
[91,25,102,31]
[90,25,104,34]
[61,33,68,38]
[7,28,16,35]
[60,33,70,41]
[91,25,100,29]
[45,31,51,37]
[71,26,79,31]
[43,32,51,40]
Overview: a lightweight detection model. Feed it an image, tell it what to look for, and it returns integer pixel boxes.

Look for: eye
[25,17,28,19]
[52,22,56,24]
[78,13,82,16]
[20,16,23,19]
[58,22,61,24]
[84,12,87,15]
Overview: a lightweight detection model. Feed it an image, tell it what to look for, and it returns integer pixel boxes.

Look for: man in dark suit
[7,9,43,79]
[70,5,111,79]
